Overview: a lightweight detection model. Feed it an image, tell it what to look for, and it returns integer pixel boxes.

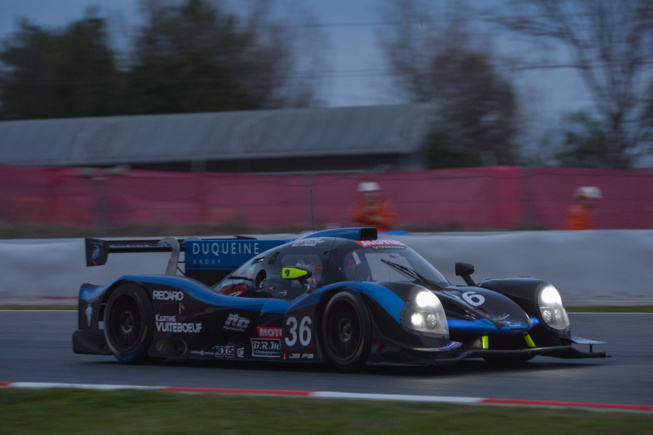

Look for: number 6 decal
[299,316,312,347]
[462,291,485,307]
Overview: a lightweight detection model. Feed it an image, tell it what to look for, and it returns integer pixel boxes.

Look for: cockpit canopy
[339,240,449,287]
[214,237,450,299]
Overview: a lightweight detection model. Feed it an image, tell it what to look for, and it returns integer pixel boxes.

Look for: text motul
[257,327,282,338]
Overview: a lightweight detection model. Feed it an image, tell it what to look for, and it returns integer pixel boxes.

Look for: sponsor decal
[85,304,93,327]
[192,241,262,257]
[188,347,244,358]
[257,327,282,338]
[152,290,184,301]
[155,340,170,354]
[251,338,281,358]
[155,314,202,333]
[287,353,315,360]
[212,345,236,359]
[224,313,250,332]
[356,239,406,248]
[186,240,285,267]
[292,239,325,247]
[506,321,527,330]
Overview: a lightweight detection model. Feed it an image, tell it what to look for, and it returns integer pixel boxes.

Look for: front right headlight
[401,286,449,337]
[537,285,570,331]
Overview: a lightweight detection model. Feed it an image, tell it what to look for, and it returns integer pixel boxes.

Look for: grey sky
[0,0,591,126]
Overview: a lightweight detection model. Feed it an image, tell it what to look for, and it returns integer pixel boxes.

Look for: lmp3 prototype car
[73,228,606,371]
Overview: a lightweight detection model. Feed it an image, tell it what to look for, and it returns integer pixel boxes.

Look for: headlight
[401,287,449,337]
[537,285,570,330]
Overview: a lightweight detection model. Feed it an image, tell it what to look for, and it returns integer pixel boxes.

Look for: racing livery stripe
[0,382,651,412]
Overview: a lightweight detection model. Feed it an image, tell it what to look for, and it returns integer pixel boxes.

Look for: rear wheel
[321,291,371,372]
[104,283,156,364]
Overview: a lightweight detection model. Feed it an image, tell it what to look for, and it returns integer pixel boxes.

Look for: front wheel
[104,283,156,364]
[321,291,371,372]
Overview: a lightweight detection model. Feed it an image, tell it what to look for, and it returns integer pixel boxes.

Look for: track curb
[1,381,651,413]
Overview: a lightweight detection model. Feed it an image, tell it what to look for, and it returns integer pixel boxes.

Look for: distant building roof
[0,104,435,172]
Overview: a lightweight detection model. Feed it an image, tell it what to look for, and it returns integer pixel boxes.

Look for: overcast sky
[0,0,591,128]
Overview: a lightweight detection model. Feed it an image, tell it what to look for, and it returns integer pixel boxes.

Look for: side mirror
[282,266,314,293]
[282,266,312,280]
[455,262,476,286]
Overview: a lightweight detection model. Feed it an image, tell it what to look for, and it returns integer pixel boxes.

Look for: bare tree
[133,0,324,111]
[496,0,653,168]
[379,0,522,167]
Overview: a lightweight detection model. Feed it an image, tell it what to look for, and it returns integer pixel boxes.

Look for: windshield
[342,246,449,287]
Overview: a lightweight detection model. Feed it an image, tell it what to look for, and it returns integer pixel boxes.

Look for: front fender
[479,277,571,343]
[478,277,549,317]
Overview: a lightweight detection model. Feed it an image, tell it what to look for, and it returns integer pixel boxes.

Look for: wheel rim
[107,294,142,352]
[325,300,361,361]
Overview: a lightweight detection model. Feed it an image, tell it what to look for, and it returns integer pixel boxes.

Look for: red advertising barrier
[0,165,650,230]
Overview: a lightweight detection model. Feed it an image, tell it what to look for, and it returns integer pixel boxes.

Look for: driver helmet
[296,258,323,286]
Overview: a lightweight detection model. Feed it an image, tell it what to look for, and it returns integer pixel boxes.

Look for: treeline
[1,0,653,169]
[0,0,312,120]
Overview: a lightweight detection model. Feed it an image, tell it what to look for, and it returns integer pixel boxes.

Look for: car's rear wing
[84,228,378,286]
[85,237,181,267]
[84,236,289,285]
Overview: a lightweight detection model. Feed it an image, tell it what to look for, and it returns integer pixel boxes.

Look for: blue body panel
[81,274,290,315]
[447,318,538,334]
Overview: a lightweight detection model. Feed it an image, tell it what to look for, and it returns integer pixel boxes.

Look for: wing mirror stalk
[455,262,476,286]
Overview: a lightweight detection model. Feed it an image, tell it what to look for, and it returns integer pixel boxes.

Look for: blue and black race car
[73,228,606,371]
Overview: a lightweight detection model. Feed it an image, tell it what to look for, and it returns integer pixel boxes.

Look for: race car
[73,227,606,371]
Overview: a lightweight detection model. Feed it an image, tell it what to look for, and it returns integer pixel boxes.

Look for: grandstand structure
[0,104,436,173]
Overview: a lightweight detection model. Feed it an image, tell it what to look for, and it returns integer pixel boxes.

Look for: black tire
[104,283,155,364]
[321,290,372,372]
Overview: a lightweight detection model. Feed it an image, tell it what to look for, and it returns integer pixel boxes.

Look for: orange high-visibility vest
[566,204,594,230]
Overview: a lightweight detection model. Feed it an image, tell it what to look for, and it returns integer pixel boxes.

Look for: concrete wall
[1,231,652,305]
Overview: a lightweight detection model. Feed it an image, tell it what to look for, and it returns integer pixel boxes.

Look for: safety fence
[0,165,651,230]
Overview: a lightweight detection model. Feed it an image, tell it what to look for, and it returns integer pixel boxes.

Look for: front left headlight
[537,285,570,331]
[401,286,449,337]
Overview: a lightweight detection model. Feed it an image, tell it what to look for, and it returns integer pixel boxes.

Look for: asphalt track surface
[1,311,651,407]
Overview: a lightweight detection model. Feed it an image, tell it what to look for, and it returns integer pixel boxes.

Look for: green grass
[0,389,651,434]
